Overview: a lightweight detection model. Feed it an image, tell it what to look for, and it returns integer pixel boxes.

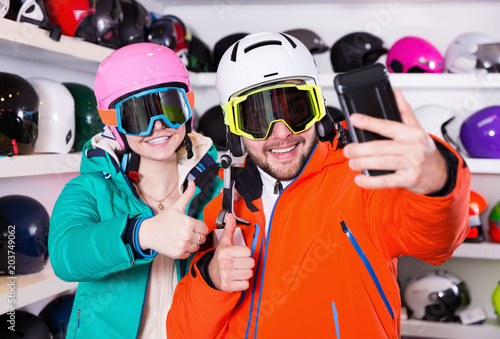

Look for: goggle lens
[116,87,192,136]
[229,84,324,140]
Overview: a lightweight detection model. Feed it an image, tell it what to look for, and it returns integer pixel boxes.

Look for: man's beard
[246,134,318,181]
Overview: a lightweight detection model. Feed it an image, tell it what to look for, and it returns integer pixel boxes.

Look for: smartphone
[334,63,402,176]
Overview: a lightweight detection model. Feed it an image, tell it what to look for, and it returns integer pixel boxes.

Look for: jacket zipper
[340,221,394,319]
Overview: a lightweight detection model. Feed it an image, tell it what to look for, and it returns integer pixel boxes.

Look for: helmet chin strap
[184,134,193,159]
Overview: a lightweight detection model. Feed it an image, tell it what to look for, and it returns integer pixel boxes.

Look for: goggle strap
[186,91,195,108]
[97,107,118,126]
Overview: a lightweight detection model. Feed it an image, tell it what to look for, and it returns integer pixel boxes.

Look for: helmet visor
[226,84,325,140]
[115,87,192,136]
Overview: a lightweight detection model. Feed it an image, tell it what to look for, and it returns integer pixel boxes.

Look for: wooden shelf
[402,319,500,339]
[0,261,77,314]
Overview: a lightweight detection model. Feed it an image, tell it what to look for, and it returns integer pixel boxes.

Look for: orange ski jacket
[167,138,470,339]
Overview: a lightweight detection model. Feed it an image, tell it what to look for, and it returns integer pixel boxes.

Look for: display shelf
[0,261,77,315]
[0,18,113,73]
[0,153,81,178]
[401,318,500,339]
[453,242,500,260]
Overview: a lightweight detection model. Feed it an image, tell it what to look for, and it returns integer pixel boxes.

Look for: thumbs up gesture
[208,213,255,292]
[138,180,209,259]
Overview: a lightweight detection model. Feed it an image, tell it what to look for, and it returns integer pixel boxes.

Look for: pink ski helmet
[387,36,444,73]
[460,106,500,159]
[94,42,194,149]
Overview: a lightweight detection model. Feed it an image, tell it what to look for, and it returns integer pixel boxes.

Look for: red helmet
[42,0,95,37]
[465,190,488,243]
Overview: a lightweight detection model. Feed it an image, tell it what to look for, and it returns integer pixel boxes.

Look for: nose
[152,118,168,131]
[269,121,293,140]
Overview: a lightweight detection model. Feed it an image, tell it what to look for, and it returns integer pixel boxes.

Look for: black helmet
[75,0,123,49]
[0,72,39,155]
[118,0,151,46]
[330,32,387,72]
[197,105,226,151]
[188,35,213,72]
[283,28,329,54]
[0,311,52,339]
[0,195,49,275]
[146,15,191,66]
[213,32,249,71]
[39,294,75,339]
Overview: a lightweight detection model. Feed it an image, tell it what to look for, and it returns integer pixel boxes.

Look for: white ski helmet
[404,270,470,322]
[445,32,500,73]
[413,104,454,140]
[216,31,320,105]
[27,77,75,154]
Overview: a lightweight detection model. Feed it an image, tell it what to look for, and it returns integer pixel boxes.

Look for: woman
[49,43,223,338]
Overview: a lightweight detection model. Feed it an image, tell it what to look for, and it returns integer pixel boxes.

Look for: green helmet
[493,282,500,322]
[62,83,102,152]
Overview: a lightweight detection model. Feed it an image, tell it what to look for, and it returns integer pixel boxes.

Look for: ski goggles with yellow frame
[97,86,194,136]
[224,83,326,140]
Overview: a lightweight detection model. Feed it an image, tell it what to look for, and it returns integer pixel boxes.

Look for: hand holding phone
[334,63,402,176]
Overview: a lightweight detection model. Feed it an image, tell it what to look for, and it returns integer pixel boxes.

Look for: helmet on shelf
[493,282,500,321]
[283,28,329,54]
[187,35,213,73]
[460,106,500,158]
[0,195,50,275]
[63,82,102,152]
[413,104,455,140]
[387,36,444,73]
[404,270,470,322]
[0,310,52,339]
[197,105,226,151]
[4,0,61,41]
[118,0,151,47]
[42,0,95,37]
[445,32,500,73]
[464,190,488,243]
[74,0,123,49]
[94,42,194,152]
[146,15,191,66]
[330,32,387,72]
[0,72,39,155]
[489,200,500,243]
[39,293,75,339]
[27,77,75,154]
[213,32,249,71]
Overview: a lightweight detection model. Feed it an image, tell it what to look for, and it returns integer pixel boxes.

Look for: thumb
[218,213,237,247]
[172,180,195,212]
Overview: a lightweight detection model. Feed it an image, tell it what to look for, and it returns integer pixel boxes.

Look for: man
[167,32,471,338]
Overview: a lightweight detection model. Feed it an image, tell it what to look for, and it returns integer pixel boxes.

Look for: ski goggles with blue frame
[223,83,326,140]
[97,86,194,136]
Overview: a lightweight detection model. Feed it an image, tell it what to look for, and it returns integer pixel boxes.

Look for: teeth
[271,145,296,154]
[147,136,170,144]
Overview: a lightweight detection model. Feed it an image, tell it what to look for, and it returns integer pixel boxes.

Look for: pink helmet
[95,42,191,110]
[387,36,444,73]
[94,42,193,151]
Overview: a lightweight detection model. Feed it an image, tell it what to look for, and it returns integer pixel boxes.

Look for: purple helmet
[460,106,500,158]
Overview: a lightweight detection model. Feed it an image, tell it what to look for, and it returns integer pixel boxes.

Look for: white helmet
[413,104,454,140]
[445,32,500,73]
[27,78,75,154]
[404,270,470,322]
[216,31,320,105]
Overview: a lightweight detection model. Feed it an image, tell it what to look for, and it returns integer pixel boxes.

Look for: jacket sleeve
[48,178,153,282]
[371,137,471,265]
[167,249,241,338]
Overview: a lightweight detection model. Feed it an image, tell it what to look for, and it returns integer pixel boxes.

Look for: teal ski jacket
[49,132,223,338]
